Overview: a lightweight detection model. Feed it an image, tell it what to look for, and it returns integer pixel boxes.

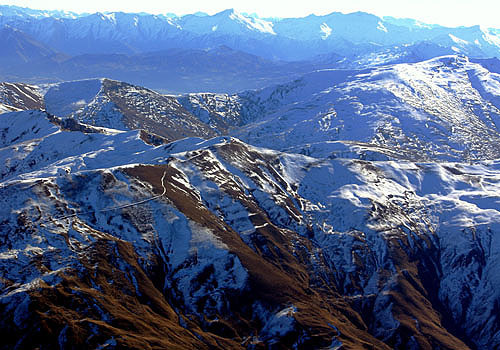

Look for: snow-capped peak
[101,12,117,24]
[227,9,276,35]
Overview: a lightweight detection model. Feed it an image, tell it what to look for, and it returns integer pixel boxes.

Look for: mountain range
[2,5,500,92]
[3,5,500,350]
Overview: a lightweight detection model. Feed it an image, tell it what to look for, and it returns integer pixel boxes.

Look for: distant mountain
[178,8,276,36]
[2,6,500,92]
[0,5,82,19]
[41,46,320,93]
[1,5,500,61]
[0,26,66,70]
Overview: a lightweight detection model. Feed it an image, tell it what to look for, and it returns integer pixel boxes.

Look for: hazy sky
[2,0,500,27]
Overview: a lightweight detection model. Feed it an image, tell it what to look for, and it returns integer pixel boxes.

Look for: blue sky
[2,0,500,27]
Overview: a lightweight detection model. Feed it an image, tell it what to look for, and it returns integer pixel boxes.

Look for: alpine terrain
[1,5,500,350]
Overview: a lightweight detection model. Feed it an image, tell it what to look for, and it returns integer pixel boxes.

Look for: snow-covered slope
[180,55,500,162]
[179,9,276,36]
[2,109,500,349]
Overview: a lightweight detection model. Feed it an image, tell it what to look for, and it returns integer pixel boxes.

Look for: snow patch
[229,10,275,35]
[102,12,116,24]
[449,34,469,45]
[320,22,332,40]
[377,21,388,33]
